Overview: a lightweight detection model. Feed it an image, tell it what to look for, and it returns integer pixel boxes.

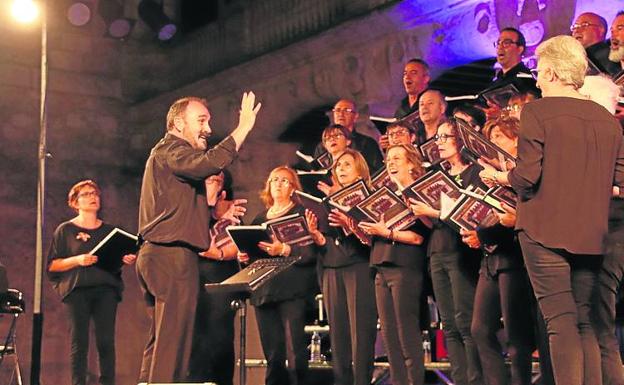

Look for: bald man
[572,12,620,75]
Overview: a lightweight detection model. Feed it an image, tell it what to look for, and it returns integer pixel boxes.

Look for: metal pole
[231,299,247,385]
[30,1,47,383]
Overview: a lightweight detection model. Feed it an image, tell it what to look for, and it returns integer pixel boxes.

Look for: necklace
[268,201,294,217]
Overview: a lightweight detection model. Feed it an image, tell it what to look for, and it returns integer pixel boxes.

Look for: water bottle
[310,331,322,362]
[422,330,432,364]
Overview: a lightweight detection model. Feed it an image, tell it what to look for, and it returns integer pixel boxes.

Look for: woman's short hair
[536,35,588,89]
[322,124,351,142]
[67,179,100,211]
[385,144,426,180]
[440,118,473,165]
[259,166,302,208]
[331,148,371,187]
[482,117,520,141]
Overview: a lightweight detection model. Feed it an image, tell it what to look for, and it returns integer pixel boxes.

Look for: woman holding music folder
[47,180,136,385]
[409,118,485,385]
[244,166,325,385]
[314,148,378,385]
[462,117,535,385]
[358,144,431,385]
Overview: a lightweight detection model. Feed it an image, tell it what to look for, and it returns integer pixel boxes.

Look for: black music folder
[227,213,313,261]
[89,227,138,272]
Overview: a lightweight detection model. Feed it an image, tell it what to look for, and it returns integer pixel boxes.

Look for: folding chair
[0,289,25,385]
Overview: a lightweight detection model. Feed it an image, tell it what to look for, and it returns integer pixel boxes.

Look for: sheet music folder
[205,256,301,294]
[89,227,138,272]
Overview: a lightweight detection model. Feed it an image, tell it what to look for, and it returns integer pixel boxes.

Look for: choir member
[359,144,430,385]
[245,166,324,385]
[409,118,485,385]
[319,148,377,385]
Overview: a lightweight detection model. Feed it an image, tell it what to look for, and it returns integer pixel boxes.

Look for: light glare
[12,0,39,23]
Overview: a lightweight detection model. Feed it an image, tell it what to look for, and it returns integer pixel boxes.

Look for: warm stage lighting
[11,0,39,23]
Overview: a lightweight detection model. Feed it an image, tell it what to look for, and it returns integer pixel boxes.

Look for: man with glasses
[314,99,383,172]
[490,28,538,93]
[572,12,620,76]
[484,28,539,119]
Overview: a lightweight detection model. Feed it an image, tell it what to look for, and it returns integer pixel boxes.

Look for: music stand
[205,257,300,385]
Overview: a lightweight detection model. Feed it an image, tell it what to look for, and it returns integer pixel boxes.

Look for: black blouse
[47,221,123,300]
[249,204,319,306]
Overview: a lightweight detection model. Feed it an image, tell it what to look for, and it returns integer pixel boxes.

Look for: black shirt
[314,131,383,173]
[320,232,370,268]
[394,96,418,119]
[249,205,319,306]
[489,62,540,96]
[138,134,237,251]
[370,220,430,268]
[47,221,123,300]
[428,164,486,256]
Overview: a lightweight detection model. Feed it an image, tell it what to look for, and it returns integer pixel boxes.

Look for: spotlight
[138,0,177,41]
[67,2,91,27]
[11,0,39,23]
[98,0,134,39]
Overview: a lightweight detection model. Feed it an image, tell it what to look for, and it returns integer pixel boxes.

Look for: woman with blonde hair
[247,166,325,385]
[318,148,377,385]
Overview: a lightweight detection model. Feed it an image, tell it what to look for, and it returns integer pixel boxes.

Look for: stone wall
[1,0,612,384]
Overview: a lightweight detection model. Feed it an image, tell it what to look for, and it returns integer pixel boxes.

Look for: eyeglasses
[323,133,345,141]
[570,22,599,31]
[78,191,100,198]
[387,129,410,137]
[332,108,356,114]
[268,177,291,186]
[493,39,520,48]
[434,134,456,143]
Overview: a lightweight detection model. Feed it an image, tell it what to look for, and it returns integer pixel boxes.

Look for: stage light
[138,0,177,41]
[67,2,91,27]
[98,0,134,39]
[11,0,39,23]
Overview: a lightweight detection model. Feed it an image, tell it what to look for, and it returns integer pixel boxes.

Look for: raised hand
[237,91,262,134]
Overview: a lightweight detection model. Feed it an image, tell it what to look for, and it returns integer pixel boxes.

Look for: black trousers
[471,268,534,385]
[322,263,377,385]
[519,231,602,385]
[136,243,199,383]
[375,265,425,385]
[430,252,483,385]
[188,261,238,385]
[255,298,309,385]
[595,227,624,385]
[64,285,118,385]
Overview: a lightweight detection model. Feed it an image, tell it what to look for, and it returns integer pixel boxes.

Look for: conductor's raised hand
[237,91,262,134]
